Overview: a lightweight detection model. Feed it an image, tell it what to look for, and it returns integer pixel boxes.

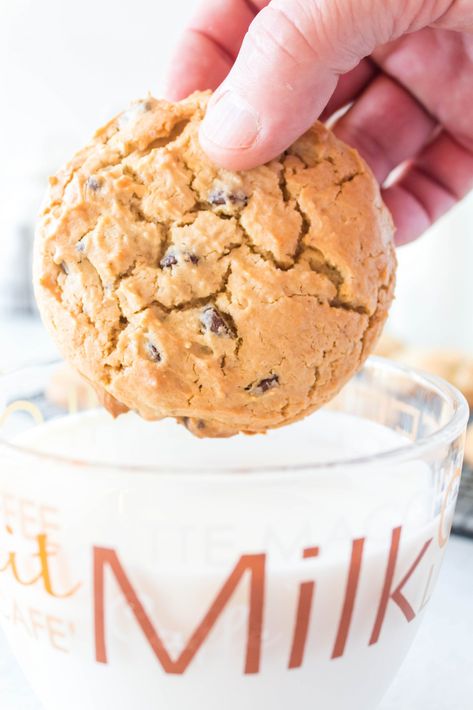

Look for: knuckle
[245,0,379,74]
[245,4,319,67]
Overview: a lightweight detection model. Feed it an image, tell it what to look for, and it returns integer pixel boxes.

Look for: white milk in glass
[0,410,454,710]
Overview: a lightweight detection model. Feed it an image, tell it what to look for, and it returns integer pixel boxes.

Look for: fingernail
[201,90,260,150]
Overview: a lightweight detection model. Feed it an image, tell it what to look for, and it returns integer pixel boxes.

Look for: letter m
[93,547,266,674]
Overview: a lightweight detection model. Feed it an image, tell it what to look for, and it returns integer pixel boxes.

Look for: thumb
[199,0,448,170]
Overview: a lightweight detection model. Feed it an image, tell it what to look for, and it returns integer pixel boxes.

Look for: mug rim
[0,356,469,478]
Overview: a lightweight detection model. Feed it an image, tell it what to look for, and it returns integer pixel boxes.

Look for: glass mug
[0,357,468,710]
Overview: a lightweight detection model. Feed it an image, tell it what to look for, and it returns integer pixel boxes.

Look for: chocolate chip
[60,261,69,275]
[229,190,248,207]
[208,189,248,208]
[258,374,279,393]
[119,101,152,128]
[181,417,206,432]
[160,251,178,268]
[208,190,227,206]
[146,341,161,362]
[160,250,199,268]
[87,176,102,191]
[246,374,279,395]
[200,307,235,338]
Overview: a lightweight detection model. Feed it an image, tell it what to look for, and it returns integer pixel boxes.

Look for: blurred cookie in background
[373,333,405,359]
[400,349,473,408]
[46,362,98,413]
[375,335,473,407]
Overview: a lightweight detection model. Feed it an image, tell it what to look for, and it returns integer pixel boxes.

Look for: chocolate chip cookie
[34,92,396,437]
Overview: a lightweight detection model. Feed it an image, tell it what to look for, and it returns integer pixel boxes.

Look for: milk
[0,410,458,710]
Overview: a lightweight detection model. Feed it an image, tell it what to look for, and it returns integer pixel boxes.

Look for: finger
[164,32,234,100]
[199,0,451,170]
[189,0,268,60]
[333,74,437,183]
[164,0,268,100]
[384,132,473,245]
[320,60,378,120]
[382,185,431,247]
[372,28,473,151]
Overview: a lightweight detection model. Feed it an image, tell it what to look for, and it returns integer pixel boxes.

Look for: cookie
[399,349,473,407]
[34,92,396,437]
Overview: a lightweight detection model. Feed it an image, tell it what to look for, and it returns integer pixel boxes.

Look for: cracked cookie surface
[34,91,396,437]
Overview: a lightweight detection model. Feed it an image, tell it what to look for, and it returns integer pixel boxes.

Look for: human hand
[165,0,473,244]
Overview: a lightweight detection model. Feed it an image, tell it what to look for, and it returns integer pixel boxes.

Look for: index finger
[164,0,269,101]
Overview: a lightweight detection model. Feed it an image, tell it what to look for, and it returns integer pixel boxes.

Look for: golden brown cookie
[34,92,396,437]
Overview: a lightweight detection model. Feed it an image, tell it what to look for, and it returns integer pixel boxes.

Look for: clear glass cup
[0,357,468,710]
